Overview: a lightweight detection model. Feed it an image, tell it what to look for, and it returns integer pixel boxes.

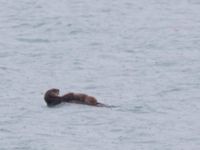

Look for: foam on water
[1,0,200,149]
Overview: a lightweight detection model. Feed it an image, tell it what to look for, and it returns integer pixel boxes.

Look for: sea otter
[44,88,106,107]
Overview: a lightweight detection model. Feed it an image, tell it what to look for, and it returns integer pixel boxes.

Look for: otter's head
[44,88,60,105]
[47,88,60,97]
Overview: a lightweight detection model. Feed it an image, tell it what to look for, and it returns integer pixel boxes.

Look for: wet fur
[44,89,62,106]
[62,93,98,105]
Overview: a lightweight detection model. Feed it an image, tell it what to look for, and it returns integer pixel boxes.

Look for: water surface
[0,0,200,149]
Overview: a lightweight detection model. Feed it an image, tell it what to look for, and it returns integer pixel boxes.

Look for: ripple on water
[117,104,157,114]
[16,38,50,43]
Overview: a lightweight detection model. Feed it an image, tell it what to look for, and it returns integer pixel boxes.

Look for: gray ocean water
[1,0,200,149]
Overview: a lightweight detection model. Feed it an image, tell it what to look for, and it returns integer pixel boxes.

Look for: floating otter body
[44,88,106,107]
[62,92,99,105]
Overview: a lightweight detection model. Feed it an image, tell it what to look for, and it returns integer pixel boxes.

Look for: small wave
[17,38,50,43]
[0,128,12,133]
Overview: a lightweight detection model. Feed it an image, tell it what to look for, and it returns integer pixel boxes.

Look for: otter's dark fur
[44,88,106,107]
[62,92,98,105]
[44,88,63,106]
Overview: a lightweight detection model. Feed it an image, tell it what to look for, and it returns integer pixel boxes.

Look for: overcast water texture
[1,0,200,149]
